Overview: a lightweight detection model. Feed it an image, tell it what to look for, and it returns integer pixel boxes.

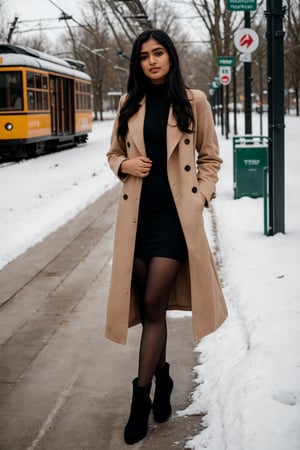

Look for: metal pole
[233,66,238,135]
[244,11,252,134]
[225,84,230,139]
[7,16,18,43]
[259,63,263,135]
[216,89,220,125]
[212,90,217,123]
[266,0,274,234]
[220,84,224,135]
[265,0,285,234]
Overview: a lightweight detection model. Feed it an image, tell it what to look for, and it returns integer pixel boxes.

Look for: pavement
[0,185,203,450]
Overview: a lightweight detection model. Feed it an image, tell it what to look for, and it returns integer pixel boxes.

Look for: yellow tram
[0,43,93,160]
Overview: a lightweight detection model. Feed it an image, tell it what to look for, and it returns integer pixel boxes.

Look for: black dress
[134,83,187,261]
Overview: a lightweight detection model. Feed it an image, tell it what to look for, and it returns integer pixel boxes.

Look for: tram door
[50,75,74,136]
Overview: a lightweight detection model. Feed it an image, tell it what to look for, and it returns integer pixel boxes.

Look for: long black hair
[117,29,194,140]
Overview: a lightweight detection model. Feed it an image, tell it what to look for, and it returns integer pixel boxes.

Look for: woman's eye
[154,51,163,57]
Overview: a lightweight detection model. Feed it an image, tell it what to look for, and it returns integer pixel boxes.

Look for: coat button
[127,142,131,148]
[184,138,190,145]
[192,186,198,193]
[123,194,128,200]
[184,165,191,171]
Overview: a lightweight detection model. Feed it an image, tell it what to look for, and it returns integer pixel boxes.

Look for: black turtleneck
[139,83,176,214]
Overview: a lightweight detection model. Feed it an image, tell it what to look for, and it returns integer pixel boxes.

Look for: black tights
[133,256,182,387]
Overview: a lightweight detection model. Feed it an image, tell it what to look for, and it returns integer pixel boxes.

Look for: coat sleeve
[106,95,129,182]
[192,90,222,207]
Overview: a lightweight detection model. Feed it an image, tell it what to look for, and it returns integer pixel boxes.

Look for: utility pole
[265,0,286,235]
[232,66,238,135]
[58,11,78,59]
[7,16,18,43]
[244,11,252,134]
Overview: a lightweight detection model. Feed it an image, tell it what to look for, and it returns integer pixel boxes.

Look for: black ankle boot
[152,362,174,423]
[124,378,152,445]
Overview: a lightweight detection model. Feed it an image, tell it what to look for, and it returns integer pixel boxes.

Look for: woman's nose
[149,54,156,65]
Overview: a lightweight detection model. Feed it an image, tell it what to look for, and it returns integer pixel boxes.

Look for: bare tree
[0,1,19,43]
[285,0,300,115]
[12,33,52,52]
[0,1,8,41]
[71,4,119,120]
[88,0,152,49]
[190,0,265,77]
[250,9,268,109]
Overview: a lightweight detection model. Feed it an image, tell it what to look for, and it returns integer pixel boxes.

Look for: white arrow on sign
[234,28,259,53]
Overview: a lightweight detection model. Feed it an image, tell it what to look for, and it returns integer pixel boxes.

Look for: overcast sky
[5,0,83,42]
[4,0,201,48]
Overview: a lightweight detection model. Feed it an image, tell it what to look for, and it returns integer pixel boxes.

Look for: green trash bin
[233,136,269,199]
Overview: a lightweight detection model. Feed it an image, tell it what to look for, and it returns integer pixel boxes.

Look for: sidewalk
[0,185,202,450]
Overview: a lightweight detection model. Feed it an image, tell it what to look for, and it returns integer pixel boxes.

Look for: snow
[179,112,300,450]
[0,119,116,270]
[1,110,299,450]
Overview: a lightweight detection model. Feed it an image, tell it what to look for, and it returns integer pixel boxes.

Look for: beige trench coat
[105,88,227,345]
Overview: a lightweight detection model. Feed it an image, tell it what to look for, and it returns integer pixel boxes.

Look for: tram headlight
[5,122,14,131]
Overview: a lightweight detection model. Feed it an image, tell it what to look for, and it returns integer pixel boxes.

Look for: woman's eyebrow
[140,47,164,55]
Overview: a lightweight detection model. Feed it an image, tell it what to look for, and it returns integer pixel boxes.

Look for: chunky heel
[152,363,173,423]
[124,378,152,445]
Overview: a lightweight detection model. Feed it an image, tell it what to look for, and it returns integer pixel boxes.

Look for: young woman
[105,29,227,445]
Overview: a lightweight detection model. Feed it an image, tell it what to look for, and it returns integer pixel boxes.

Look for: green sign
[226,0,257,11]
[213,76,220,88]
[218,56,236,67]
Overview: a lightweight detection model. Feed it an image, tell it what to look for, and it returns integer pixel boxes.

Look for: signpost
[219,66,231,85]
[217,56,236,67]
[218,56,238,135]
[217,64,232,139]
[226,0,257,11]
[227,0,258,135]
[265,0,285,235]
[234,26,259,134]
[234,28,259,54]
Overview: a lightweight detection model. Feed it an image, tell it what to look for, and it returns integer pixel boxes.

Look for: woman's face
[139,38,171,84]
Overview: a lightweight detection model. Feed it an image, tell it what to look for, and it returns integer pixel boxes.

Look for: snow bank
[179,114,300,450]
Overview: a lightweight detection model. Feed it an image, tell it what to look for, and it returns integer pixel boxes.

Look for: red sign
[240,33,254,48]
[219,66,231,85]
[234,28,259,53]
[220,75,230,85]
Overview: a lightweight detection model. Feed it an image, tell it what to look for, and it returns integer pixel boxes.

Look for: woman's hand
[121,156,152,178]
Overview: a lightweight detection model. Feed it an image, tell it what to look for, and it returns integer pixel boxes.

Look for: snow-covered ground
[180,112,300,450]
[0,110,299,450]
[0,119,116,270]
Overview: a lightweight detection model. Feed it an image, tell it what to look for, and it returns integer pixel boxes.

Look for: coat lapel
[127,98,184,159]
[128,97,146,156]
[167,105,184,159]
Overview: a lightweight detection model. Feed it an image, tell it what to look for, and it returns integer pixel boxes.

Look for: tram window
[43,92,48,109]
[27,73,34,88]
[75,81,92,111]
[0,71,23,110]
[36,91,42,109]
[36,74,42,89]
[26,71,49,110]
[28,90,35,110]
